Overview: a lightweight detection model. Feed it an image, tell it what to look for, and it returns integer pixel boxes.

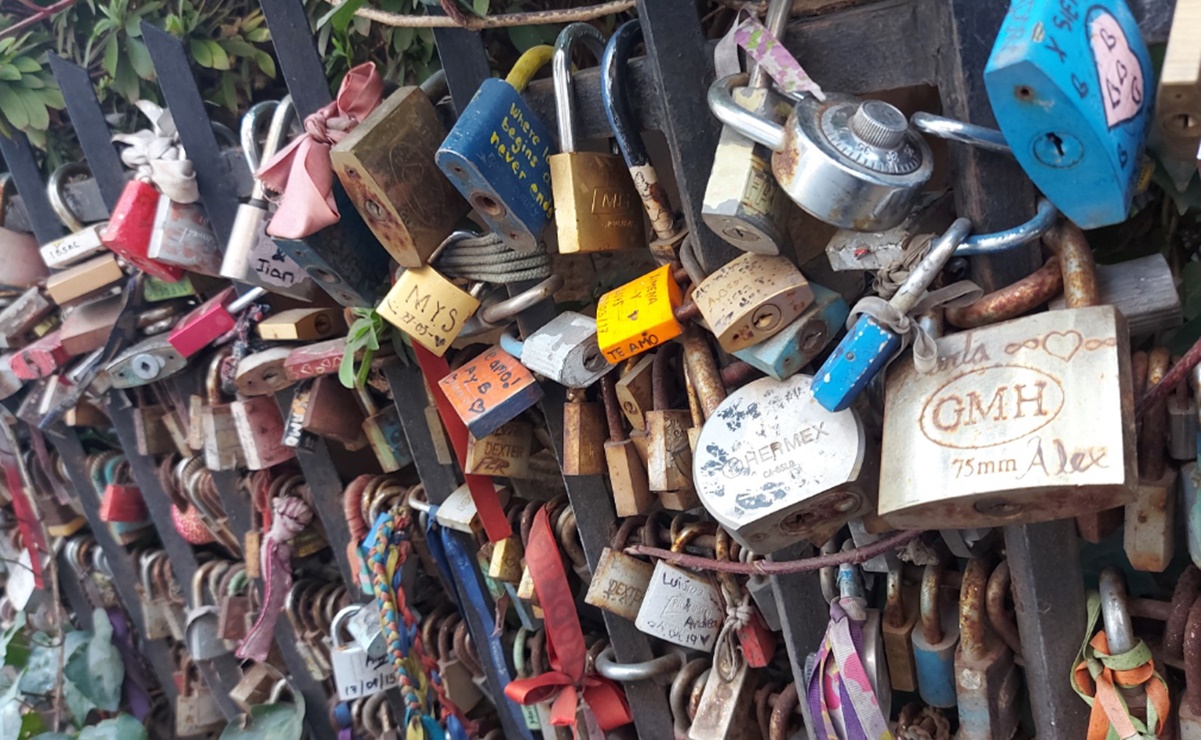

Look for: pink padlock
[167,287,265,358]
[101,180,185,283]
[11,330,69,380]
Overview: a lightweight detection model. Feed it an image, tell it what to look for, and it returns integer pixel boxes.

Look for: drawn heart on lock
[1088,8,1144,129]
[1041,330,1084,363]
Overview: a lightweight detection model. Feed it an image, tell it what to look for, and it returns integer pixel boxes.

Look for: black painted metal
[0,131,63,244]
[140,23,242,245]
[255,0,331,119]
[106,391,245,719]
[768,543,827,693]
[47,56,127,214]
[56,550,96,631]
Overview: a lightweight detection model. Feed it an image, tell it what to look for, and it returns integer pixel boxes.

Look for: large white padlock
[329,605,397,701]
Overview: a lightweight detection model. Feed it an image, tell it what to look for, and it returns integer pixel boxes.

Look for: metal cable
[431,232,552,283]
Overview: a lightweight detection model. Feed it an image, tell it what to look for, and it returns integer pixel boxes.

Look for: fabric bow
[257,63,383,239]
[236,495,313,661]
[111,100,199,204]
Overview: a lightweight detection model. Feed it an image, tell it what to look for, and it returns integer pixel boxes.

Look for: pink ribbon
[257,63,383,239]
[236,496,313,661]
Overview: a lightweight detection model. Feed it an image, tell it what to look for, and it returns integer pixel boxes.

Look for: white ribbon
[848,280,983,375]
[111,101,200,204]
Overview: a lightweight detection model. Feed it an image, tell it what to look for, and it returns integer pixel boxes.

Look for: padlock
[355,386,412,472]
[584,516,653,621]
[1170,380,1197,462]
[488,534,524,584]
[299,375,367,449]
[561,388,606,476]
[434,482,511,536]
[549,23,644,255]
[1125,347,1177,572]
[439,616,486,713]
[644,345,694,499]
[175,658,225,737]
[284,336,349,381]
[701,1,793,255]
[106,334,187,388]
[146,195,223,277]
[600,371,654,516]
[811,218,972,412]
[689,633,757,739]
[878,221,1137,528]
[379,264,480,359]
[168,287,266,358]
[504,312,614,389]
[955,558,1021,740]
[138,552,173,640]
[101,179,185,282]
[271,211,389,308]
[910,561,959,709]
[59,293,122,357]
[636,522,724,652]
[185,562,229,661]
[10,330,68,381]
[693,372,874,554]
[824,190,955,273]
[437,345,543,439]
[1151,0,1201,192]
[615,352,655,432]
[216,568,253,642]
[229,662,275,710]
[465,419,532,478]
[257,308,346,342]
[234,346,297,397]
[40,162,107,269]
[985,0,1152,228]
[597,265,684,365]
[732,283,848,381]
[98,461,147,523]
[345,599,386,660]
[0,287,53,348]
[823,559,892,733]
[1047,253,1181,338]
[44,254,124,307]
[223,98,318,300]
[331,73,467,267]
[437,46,556,253]
[708,74,933,231]
[881,564,919,693]
[330,605,397,701]
[232,394,295,469]
[686,253,814,353]
[201,352,245,471]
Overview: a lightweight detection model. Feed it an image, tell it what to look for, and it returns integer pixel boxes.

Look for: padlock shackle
[670,658,711,736]
[709,74,786,152]
[985,559,1023,658]
[240,101,279,176]
[955,197,1057,256]
[681,327,725,421]
[1099,566,1135,655]
[227,286,267,314]
[553,23,607,154]
[330,604,360,647]
[1141,347,1171,479]
[47,161,93,232]
[595,645,683,682]
[1041,219,1097,308]
[910,112,1011,154]
[418,69,448,103]
[602,20,652,169]
[958,558,992,661]
[892,217,971,315]
[884,567,906,629]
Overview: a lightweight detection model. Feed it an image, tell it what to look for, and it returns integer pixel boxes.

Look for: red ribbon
[257,63,382,240]
[503,508,632,733]
[3,462,43,588]
[412,343,512,543]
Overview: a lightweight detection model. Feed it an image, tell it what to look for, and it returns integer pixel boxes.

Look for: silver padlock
[692,373,876,554]
[184,565,229,661]
[635,523,724,652]
[329,605,396,701]
[106,334,187,389]
[1170,381,1198,462]
[501,310,614,389]
[346,599,387,660]
[41,162,108,269]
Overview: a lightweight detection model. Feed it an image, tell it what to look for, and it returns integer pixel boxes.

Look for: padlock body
[646,408,693,492]
[0,288,53,348]
[60,293,123,356]
[144,274,196,302]
[101,180,184,282]
[379,266,480,355]
[147,197,223,276]
[597,265,683,364]
[258,308,345,342]
[1170,392,1198,460]
[232,395,294,469]
[688,654,756,740]
[985,0,1152,228]
[332,86,467,267]
[332,645,397,701]
[1124,468,1178,572]
[465,420,532,477]
[436,79,556,254]
[562,400,606,476]
[694,374,873,554]
[45,254,124,306]
[733,283,849,380]
[488,535,524,583]
[522,311,614,388]
[107,335,186,388]
[616,353,655,431]
[636,560,723,652]
[99,483,147,522]
[878,306,1137,528]
[911,607,960,708]
[284,337,345,381]
[362,407,413,473]
[40,224,105,269]
[954,638,1021,740]
[605,438,654,516]
[203,404,243,471]
[550,150,644,254]
[11,331,67,380]
[812,314,899,412]
[692,253,814,352]
[584,547,653,621]
[438,346,543,439]
[223,202,318,300]
[168,287,237,358]
[882,594,920,692]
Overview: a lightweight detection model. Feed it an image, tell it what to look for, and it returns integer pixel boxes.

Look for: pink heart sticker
[1088,9,1144,128]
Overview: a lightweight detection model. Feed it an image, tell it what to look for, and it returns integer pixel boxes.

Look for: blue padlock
[437,47,557,254]
[985,0,1152,228]
[910,562,959,709]
[733,283,849,380]
[811,218,971,412]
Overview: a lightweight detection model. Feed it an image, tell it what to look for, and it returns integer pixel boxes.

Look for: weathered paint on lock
[691,253,814,352]
[146,198,223,276]
[955,559,1022,740]
[911,566,959,709]
[101,180,185,282]
[10,330,67,380]
[167,288,237,358]
[584,547,654,621]
[106,335,187,388]
[231,395,294,470]
[39,225,105,269]
[0,288,53,348]
[520,311,614,388]
[985,0,1153,228]
[465,420,533,478]
[438,346,543,439]
[878,305,1137,528]
[812,314,897,412]
[635,561,723,652]
[733,283,848,380]
[692,373,872,554]
[436,79,556,254]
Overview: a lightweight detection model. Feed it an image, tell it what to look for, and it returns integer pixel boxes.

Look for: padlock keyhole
[1047,133,1065,158]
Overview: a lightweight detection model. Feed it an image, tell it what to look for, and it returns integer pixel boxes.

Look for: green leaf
[0,613,29,670]
[102,37,119,78]
[471,0,488,15]
[77,714,146,740]
[392,26,415,54]
[206,40,231,70]
[219,692,305,740]
[35,86,64,110]
[252,50,275,79]
[19,631,88,697]
[112,56,140,101]
[64,609,121,712]
[218,38,257,58]
[0,675,23,740]
[17,714,47,740]
[0,83,30,130]
[190,38,213,67]
[62,679,96,727]
[219,72,237,112]
[11,58,40,74]
[16,76,44,90]
[245,27,270,43]
[317,0,367,33]
[127,38,154,79]
[507,24,559,53]
[22,95,49,132]
[29,733,72,740]
[0,66,21,82]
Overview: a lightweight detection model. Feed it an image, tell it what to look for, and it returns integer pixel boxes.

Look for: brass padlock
[355,386,412,472]
[0,287,54,349]
[601,372,654,516]
[301,375,368,449]
[645,346,694,497]
[465,419,533,478]
[201,352,245,471]
[562,388,606,476]
[59,293,122,357]
[549,23,644,254]
[40,162,107,269]
[44,254,124,307]
[257,308,346,342]
[1152,0,1201,192]
[584,516,653,621]
[378,259,480,356]
[616,352,655,432]
[331,72,467,267]
[687,252,814,353]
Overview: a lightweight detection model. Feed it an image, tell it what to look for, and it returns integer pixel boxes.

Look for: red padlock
[167,287,264,358]
[10,330,68,380]
[283,337,345,381]
[100,180,185,282]
[99,463,147,523]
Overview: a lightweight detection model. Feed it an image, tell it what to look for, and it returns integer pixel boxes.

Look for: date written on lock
[878,306,1137,528]
[438,346,543,439]
[596,265,683,364]
[378,267,480,356]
